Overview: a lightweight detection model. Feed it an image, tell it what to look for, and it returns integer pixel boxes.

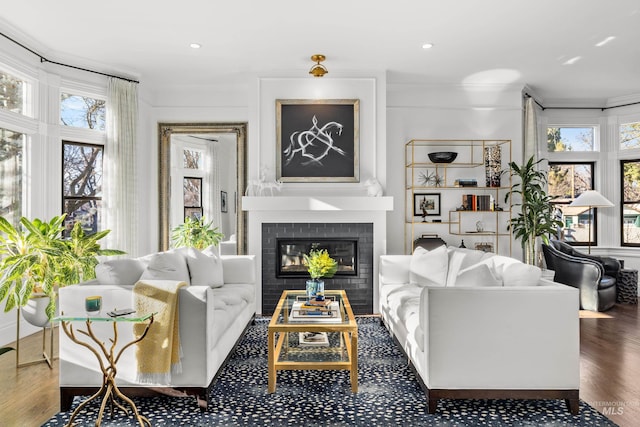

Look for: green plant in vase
[303,248,338,301]
[171,216,224,250]
[0,215,124,321]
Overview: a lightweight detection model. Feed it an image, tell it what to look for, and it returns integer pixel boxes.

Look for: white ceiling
[2,0,640,105]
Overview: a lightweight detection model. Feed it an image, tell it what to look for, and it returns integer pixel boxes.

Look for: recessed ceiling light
[422,43,434,49]
[595,36,616,47]
[563,56,581,65]
[190,43,201,49]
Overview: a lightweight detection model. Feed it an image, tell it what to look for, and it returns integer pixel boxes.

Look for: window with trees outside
[547,126,596,152]
[62,142,103,238]
[0,128,24,226]
[60,93,105,131]
[621,160,640,246]
[0,70,27,115]
[620,121,640,150]
[548,162,595,245]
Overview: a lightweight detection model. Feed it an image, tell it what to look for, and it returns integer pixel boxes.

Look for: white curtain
[104,78,138,256]
[524,96,538,163]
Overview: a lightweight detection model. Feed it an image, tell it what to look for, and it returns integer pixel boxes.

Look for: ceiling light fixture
[309,54,328,77]
[422,43,434,49]
[190,43,201,49]
[595,36,615,47]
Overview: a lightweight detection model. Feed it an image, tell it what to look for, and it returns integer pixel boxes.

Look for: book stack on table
[288,298,341,322]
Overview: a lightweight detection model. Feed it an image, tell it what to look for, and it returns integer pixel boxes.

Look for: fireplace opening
[277,238,358,278]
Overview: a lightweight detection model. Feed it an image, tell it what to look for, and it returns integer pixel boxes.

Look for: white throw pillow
[95,259,144,286]
[455,262,502,287]
[502,262,542,287]
[409,245,448,287]
[185,247,224,288]
[139,251,190,284]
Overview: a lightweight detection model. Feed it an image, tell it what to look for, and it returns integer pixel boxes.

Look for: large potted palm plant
[505,156,563,265]
[0,214,124,322]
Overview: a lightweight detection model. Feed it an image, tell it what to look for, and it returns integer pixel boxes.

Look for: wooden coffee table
[268,290,358,393]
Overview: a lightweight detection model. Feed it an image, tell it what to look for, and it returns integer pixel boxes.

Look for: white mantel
[242,196,394,314]
[242,196,393,212]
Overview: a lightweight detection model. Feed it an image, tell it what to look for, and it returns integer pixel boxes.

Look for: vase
[21,295,53,328]
[306,279,325,300]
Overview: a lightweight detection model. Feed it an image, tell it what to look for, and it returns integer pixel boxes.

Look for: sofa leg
[565,398,579,415]
[60,388,73,411]
[427,398,438,413]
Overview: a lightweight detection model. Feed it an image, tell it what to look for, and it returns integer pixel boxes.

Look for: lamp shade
[568,190,614,208]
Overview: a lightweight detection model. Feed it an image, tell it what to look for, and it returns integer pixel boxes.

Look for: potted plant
[0,214,124,321]
[303,247,338,300]
[505,156,563,265]
[171,216,224,250]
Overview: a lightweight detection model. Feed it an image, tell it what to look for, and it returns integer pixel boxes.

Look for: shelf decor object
[428,151,458,163]
[484,145,502,187]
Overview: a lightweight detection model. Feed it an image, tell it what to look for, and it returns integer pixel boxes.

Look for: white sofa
[58,247,256,411]
[379,245,580,414]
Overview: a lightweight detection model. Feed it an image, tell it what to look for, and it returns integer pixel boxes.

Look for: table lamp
[568,190,613,253]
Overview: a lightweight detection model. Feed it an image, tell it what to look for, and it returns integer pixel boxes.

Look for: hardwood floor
[1,304,638,426]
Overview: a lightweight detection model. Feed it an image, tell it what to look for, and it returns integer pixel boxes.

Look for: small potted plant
[303,247,338,300]
[171,216,224,250]
[0,214,124,322]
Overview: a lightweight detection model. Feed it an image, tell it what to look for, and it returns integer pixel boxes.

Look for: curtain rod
[524,92,640,111]
[0,31,139,84]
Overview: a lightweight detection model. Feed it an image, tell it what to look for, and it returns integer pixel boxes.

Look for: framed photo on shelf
[276,99,359,183]
[413,193,441,217]
[220,191,228,213]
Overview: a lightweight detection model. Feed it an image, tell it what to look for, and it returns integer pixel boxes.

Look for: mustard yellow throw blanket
[133,280,188,384]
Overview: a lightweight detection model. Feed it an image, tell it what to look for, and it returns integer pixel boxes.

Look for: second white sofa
[379,245,580,414]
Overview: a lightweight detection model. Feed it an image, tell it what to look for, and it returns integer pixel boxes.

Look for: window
[0,70,27,115]
[620,122,640,150]
[0,128,24,226]
[548,162,595,245]
[621,159,640,246]
[60,93,106,130]
[547,126,596,152]
[62,141,103,238]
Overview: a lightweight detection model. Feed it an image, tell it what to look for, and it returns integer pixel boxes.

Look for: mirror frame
[158,122,247,254]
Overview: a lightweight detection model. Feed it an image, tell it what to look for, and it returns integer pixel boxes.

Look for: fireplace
[277,238,358,278]
[262,223,373,315]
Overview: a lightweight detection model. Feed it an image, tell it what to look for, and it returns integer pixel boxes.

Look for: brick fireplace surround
[261,222,373,315]
[242,196,394,316]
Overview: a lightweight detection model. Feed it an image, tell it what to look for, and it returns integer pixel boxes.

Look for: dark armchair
[542,240,620,312]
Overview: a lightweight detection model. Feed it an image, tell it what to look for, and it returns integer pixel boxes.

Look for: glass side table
[54,312,155,427]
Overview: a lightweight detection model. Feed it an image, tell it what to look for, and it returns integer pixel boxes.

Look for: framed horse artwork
[276,99,359,182]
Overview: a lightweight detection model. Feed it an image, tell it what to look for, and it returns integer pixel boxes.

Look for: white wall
[386,83,525,256]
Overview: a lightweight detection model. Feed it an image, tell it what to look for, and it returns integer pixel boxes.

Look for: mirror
[159,122,247,254]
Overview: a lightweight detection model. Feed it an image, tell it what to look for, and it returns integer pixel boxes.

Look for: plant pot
[21,295,53,328]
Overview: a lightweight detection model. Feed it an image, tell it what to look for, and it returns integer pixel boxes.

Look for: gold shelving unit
[404,139,512,255]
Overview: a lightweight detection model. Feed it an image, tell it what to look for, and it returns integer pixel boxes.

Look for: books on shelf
[461,194,495,211]
[454,179,478,187]
[298,332,329,347]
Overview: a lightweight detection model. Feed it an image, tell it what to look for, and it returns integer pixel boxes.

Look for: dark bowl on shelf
[428,151,458,163]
